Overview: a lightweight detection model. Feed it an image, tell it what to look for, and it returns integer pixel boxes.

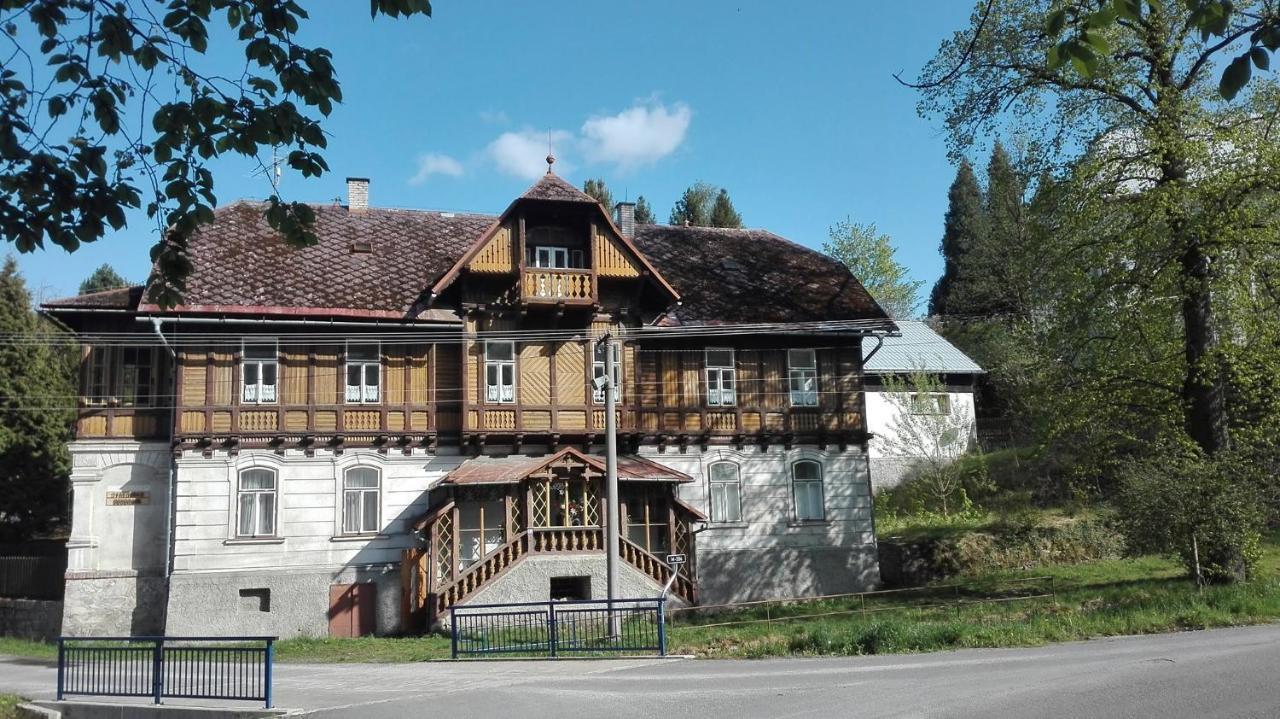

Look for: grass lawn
[0,694,25,719]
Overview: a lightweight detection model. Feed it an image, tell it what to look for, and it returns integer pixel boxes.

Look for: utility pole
[603,334,621,635]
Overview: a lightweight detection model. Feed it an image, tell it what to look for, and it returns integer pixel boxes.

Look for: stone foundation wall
[462,554,677,607]
[0,598,63,641]
[60,572,167,636]
[696,545,880,605]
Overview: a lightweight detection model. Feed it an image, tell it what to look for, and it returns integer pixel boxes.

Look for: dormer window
[528,246,585,269]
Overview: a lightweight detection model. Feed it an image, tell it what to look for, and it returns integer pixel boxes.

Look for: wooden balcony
[521,268,596,305]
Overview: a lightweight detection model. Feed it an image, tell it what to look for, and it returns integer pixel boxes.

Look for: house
[861,320,983,493]
[42,170,896,638]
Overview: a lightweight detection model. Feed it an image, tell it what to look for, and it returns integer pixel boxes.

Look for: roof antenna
[250,145,283,191]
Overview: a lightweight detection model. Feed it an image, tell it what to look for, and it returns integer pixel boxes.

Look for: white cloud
[487,129,573,180]
[479,109,510,125]
[580,102,692,170]
[408,153,464,185]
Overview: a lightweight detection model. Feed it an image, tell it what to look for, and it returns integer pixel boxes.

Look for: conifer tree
[928,160,983,317]
[634,196,656,225]
[0,258,74,541]
[709,189,744,228]
[669,183,717,226]
[582,178,614,211]
[79,264,129,295]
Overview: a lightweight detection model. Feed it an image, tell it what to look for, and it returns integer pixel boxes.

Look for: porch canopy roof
[440,447,693,486]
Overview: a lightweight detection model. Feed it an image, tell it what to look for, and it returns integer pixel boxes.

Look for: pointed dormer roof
[520,172,599,204]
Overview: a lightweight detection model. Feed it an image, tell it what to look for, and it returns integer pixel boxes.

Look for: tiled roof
[441,448,693,485]
[520,173,600,203]
[138,201,492,320]
[42,285,143,310]
[633,225,890,326]
[861,320,983,374]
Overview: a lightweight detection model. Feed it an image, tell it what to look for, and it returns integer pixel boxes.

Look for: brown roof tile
[440,448,693,485]
[520,173,600,204]
[42,285,143,311]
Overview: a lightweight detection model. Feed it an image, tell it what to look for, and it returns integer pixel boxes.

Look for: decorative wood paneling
[179,411,205,433]
[523,410,552,430]
[519,344,551,405]
[344,410,380,431]
[410,411,431,431]
[314,351,339,405]
[211,411,232,433]
[558,410,587,430]
[79,416,108,436]
[483,410,516,430]
[638,351,659,408]
[761,352,785,411]
[283,349,308,404]
[387,411,405,431]
[285,410,309,432]
[385,345,406,404]
[314,410,337,432]
[740,350,761,407]
[555,343,585,406]
[592,225,641,278]
[467,224,516,273]
[680,351,700,406]
[407,346,430,405]
[210,350,233,406]
[180,351,207,406]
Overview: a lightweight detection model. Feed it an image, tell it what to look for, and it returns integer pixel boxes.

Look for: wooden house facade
[44,171,895,638]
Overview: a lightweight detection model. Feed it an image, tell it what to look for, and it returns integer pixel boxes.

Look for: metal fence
[0,555,66,599]
[56,636,276,708]
[450,598,666,658]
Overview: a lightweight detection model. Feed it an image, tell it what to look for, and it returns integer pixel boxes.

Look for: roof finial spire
[546,132,555,174]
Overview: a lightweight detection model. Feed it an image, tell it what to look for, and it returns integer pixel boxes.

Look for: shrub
[1116,448,1265,584]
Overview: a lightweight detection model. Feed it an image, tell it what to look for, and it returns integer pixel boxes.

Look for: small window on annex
[342,467,381,535]
[708,462,743,523]
[909,393,952,415]
[792,460,825,522]
[241,341,278,404]
[484,341,516,403]
[787,349,819,407]
[345,343,381,404]
[236,468,277,538]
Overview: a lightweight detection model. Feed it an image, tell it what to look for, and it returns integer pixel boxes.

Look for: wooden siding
[466,223,516,273]
[592,224,641,278]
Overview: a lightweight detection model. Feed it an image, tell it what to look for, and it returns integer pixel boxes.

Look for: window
[241,342,278,404]
[117,347,155,407]
[83,347,112,406]
[484,341,516,403]
[625,490,669,555]
[705,348,736,407]
[528,245,585,269]
[236,468,277,537]
[342,467,381,535]
[708,462,743,523]
[458,499,505,568]
[792,461,825,522]
[345,343,381,403]
[909,393,952,415]
[592,340,622,403]
[788,349,819,407]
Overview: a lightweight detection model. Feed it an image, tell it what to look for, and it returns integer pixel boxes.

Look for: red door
[328,583,377,637]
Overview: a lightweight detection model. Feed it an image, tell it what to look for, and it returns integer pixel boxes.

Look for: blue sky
[17,1,979,306]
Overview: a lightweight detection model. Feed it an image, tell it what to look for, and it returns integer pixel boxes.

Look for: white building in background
[861,321,984,493]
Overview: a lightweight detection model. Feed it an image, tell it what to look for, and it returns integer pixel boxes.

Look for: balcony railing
[522,268,595,304]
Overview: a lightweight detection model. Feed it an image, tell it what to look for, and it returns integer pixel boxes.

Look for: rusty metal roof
[442,448,692,485]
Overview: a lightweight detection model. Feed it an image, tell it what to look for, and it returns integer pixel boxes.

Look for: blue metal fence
[450,598,666,658]
[56,636,275,708]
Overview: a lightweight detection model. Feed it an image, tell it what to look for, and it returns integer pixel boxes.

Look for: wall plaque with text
[106,491,149,506]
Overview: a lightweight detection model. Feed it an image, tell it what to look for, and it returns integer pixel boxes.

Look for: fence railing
[56,636,276,708]
[450,598,666,658]
[0,555,66,599]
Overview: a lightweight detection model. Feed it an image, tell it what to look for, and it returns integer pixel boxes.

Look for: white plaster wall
[865,389,976,493]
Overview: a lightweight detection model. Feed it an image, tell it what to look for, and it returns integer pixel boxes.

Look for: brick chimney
[614,201,635,238]
[347,177,370,212]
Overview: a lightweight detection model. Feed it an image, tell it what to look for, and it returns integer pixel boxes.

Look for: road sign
[666,554,686,565]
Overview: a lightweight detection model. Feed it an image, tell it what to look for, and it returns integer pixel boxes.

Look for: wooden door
[328,583,377,638]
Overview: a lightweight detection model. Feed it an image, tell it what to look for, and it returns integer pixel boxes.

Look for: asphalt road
[4,625,1279,718]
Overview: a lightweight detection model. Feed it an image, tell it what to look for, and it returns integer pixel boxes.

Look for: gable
[592,222,642,278]
[466,221,517,274]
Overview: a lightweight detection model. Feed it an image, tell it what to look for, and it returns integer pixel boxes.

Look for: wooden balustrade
[530,527,603,553]
[620,537,695,603]
[521,269,595,303]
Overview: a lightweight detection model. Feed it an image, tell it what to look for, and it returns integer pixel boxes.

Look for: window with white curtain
[236,468,277,537]
[241,341,278,404]
[708,461,743,523]
[787,349,819,407]
[484,341,516,403]
[345,343,381,403]
[705,348,736,407]
[592,340,622,403]
[342,467,381,535]
[792,461,825,522]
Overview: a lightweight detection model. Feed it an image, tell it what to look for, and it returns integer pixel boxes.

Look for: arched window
[342,467,381,535]
[792,461,825,522]
[237,468,277,537]
[708,462,743,523]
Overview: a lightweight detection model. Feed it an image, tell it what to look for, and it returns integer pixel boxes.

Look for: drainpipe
[151,319,178,594]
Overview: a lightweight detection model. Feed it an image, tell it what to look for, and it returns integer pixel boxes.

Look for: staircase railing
[619,537,695,603]
[434,532,530,615]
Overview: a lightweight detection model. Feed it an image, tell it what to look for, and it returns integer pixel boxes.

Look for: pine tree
[0,258,74,541]
[709,189,743,228]
[634,196,655,225]
[823,220,923,319]
[668,183,717,226]
[928,160,983,317]
[978,141,1029,316]
[582,178,613,211]
[79,264,129,295]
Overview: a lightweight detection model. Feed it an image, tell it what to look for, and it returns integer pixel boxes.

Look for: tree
[634,196,656,225]
[914,0,1280,458]
[669,182,717,226]
[583,178,613,210]
[0,0,433,309]
[929,160,984,316]
[0,258,75,542]
[79,264,129,295]
[709,189,743,228]
[823,220,923,319]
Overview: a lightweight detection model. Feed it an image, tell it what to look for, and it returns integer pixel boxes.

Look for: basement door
[328,583,377,638]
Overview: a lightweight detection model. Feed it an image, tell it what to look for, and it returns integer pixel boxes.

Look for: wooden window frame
[707,461,743,523]
[236,467,278,538]
[345,341,382,404]
[83,345,113,406]
[341,467,381,536]
[787,348,819,407]
[241,340,279,405]
[592,340,622,404]
[483,340,517,404]
[909,392,952,416]
[705,348,736,407]
[791,460,825,522]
